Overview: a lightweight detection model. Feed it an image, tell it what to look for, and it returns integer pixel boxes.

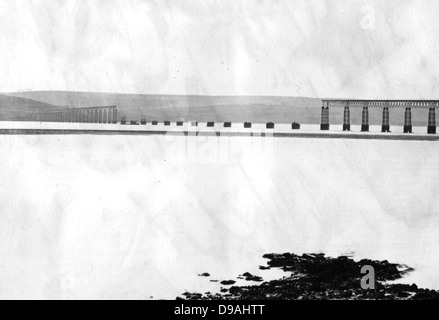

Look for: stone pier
[361,104,369,132]
[320,102,330,130]
[428,106,436,134]
[403,105,412,133]
[382,104,390,132]
[343,103,350,131]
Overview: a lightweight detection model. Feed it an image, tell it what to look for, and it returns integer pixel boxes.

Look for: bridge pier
[343,104,350,131]
[113,109,118,124]
[403,106,412,133]
[382,105,390,132]
[361,105,369,132]
[428,107,436,134]
[320,103,329,130]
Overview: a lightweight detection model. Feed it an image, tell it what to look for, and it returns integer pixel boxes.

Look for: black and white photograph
[0,0,438,307]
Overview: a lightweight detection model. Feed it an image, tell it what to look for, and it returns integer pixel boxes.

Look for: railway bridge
[321,100,437,134]
[34,106,117,124]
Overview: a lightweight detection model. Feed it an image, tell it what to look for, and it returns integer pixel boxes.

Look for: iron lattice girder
[57,105,117,113]
[35,105,117,123]
[322,100,439,108]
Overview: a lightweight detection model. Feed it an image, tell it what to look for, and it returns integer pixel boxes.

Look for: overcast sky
[0,0,438,98]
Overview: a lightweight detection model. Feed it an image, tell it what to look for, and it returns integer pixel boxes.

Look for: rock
[220,280,236,286]
[240,272,264,282]
[198,273,210,277]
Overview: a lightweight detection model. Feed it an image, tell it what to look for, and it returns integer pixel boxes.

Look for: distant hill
[0,94,63,121]
[3,91,430,126]
[3,91,322,124]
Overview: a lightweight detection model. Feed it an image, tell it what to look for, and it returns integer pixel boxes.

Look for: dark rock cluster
[238,272,263,282]
[179,253,439,300]
[198,273,210,277]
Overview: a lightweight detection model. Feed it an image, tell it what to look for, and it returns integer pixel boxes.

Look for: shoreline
[180,253,439,300]
[1,128,439,141]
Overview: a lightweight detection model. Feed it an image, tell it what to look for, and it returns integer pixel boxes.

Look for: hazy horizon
[2,90,320,99]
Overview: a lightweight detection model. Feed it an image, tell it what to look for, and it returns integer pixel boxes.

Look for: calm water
[0,133,438,299]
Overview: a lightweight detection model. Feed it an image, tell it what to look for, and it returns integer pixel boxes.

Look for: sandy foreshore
[1,133,438,299]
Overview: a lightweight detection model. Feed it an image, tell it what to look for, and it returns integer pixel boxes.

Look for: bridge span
[321,100,437,134]
[33,106,117,124]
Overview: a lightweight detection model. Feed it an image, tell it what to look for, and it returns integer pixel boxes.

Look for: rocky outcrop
[180,253,439,300]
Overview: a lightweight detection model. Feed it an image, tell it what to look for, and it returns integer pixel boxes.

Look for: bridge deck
[322,99,439,108]
[0,121,438,141]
